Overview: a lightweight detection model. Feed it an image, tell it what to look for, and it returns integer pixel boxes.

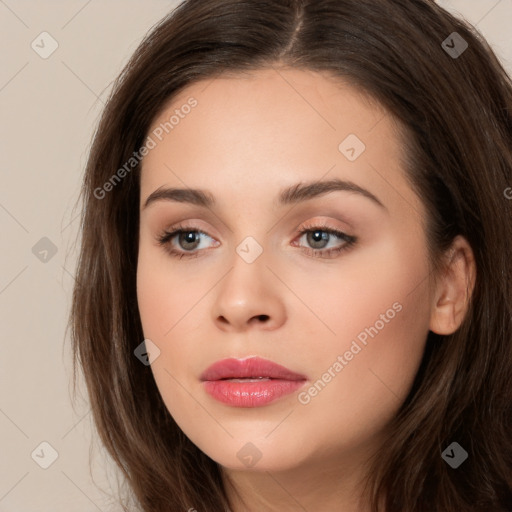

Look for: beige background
[0,1,510,511]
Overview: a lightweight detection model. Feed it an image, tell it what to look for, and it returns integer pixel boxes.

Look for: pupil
[309,230,328,248]
[181,231,199,249]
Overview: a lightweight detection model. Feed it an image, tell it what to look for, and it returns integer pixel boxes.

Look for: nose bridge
[221,233,268,297]
[234,234,266,266]
[212,233,286,330]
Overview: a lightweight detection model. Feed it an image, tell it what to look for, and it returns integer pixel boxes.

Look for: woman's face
[137,68,434,473]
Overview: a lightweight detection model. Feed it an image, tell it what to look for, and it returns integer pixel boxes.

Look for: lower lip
[203,379,306,407]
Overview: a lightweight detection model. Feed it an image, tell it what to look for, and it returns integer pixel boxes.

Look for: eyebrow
[142,178,387,211]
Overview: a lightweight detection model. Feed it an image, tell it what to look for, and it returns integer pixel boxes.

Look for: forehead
[147,67,390,148]
[139,67,421,219]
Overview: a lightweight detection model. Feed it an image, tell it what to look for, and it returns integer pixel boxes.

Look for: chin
[195,433,314,473]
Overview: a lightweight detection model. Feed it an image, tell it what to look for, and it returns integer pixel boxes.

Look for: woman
[69,0,512,510]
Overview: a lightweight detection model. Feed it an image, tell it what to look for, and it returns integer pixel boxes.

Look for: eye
[293,222,357,259]
[156,223,218,259]
[156,221,357,259]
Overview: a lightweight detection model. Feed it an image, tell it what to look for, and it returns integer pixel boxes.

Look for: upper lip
[200,356,307,381]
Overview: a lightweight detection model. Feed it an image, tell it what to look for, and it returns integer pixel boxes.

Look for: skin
[136,67,475,512]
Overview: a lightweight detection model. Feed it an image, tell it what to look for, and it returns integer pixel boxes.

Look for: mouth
[200,357,307,407]
[219,377,272,382]
[200,356,306,381]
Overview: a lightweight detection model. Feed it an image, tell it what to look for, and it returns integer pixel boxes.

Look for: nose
[211,248,287,332]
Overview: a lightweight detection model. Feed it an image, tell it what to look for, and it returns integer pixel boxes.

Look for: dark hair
[68,0,512,510]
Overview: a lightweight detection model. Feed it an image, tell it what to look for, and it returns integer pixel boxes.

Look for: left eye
[297,228,347,250]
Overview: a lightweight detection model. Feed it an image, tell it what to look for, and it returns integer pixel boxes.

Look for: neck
[222,446,381,512]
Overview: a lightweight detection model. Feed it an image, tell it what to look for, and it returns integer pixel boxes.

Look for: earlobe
[429,236,476,335]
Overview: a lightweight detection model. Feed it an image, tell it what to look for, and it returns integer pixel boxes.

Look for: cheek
[298,293,429,453]
[136,244,205,339]
[136,246,214,416]
[292,238,432,444]
[285,231,432,366]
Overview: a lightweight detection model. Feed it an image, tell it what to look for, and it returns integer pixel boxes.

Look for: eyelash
[156,222,357,260]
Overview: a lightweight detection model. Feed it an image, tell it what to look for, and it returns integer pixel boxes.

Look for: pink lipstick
[200,356,307,407]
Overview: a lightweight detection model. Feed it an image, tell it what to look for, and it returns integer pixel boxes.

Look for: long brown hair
[68,1,512,510]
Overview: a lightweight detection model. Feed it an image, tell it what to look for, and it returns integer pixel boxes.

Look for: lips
[200,357,307,407]
[200,356,306,382]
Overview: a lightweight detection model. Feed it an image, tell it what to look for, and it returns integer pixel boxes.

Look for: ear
[429,235,476,335]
